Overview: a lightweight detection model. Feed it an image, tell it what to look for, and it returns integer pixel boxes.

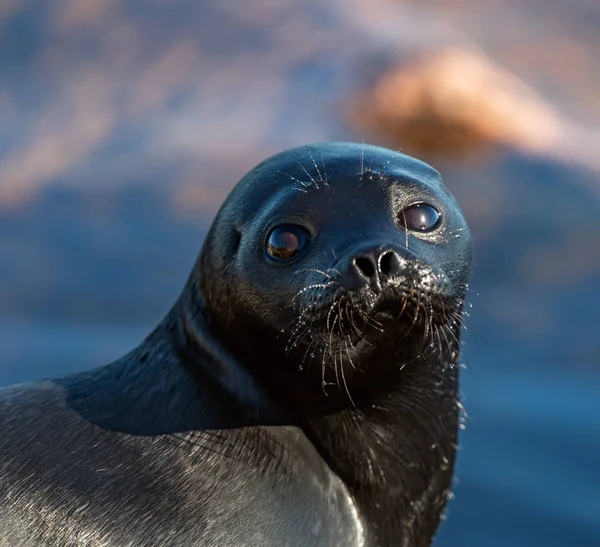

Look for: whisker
[319,152,329,185]
[308,150,326,185]
[293,268,336,280]
[297,160,320,189]
[350,294,383,332]
[360,136,365,178]
[279,170,311,192]
[341,341,357,409]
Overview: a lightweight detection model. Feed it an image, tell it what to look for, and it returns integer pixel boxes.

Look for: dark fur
[0,143,472,546]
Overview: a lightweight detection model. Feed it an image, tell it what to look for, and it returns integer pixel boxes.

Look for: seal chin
[366,279,459,329]
[369,302,407,325]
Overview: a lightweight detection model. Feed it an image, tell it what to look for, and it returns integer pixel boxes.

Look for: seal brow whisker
[279,170,312,193]
[360,136,365,178]
[308,149,326,185]
[319,151,329,185]
[296,160,320,189]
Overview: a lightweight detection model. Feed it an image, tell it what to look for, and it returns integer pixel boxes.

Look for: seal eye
[398,203,441,232]
[266,225,310,261]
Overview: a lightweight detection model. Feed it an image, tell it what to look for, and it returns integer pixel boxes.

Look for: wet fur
[0,143,472,546]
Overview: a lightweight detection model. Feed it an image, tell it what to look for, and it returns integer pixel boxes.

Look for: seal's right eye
[266,225,310,261]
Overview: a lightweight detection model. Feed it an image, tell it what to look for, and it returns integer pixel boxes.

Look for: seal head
[181,142,473,544]
[192,143,471,411]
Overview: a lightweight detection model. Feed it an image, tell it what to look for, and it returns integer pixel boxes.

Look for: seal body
[0,143,472,546]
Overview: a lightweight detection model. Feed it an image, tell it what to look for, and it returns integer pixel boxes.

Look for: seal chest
[0,142,472,547]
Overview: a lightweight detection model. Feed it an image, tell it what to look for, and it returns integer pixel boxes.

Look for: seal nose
[352,249,403,286]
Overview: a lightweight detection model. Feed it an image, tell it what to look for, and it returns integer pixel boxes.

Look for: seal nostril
[380,250,401,277]
[355,257,376,278]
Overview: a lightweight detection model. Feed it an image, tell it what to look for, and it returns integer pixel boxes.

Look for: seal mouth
[371,304,406,323]
[297,287,454,341]
[358,294,436,335]
[298,271,454,319]
[285,259,462,363]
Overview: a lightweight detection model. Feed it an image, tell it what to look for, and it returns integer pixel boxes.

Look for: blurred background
[1,1,599,545]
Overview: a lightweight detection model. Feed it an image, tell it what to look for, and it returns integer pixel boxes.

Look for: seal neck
[57,289,285,435]
[172,286,286,426]
[164,282,460,545]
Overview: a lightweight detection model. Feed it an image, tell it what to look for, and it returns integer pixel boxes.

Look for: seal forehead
[264,142,442,187]
[226,142,445,222]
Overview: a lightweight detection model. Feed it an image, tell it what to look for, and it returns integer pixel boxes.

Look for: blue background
[1,2,599,545]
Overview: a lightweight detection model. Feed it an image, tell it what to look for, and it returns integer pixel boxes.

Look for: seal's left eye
[266,225,310,260]
[398,203,441,232]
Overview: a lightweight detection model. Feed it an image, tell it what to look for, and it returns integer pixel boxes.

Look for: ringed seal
[0,142,472,546]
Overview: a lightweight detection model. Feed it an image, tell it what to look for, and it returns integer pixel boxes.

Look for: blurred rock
[350,47,562,157]
[350,45,600,186]
[1,0,598,210]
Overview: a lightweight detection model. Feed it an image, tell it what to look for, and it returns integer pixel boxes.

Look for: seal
[0,142,472,546]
